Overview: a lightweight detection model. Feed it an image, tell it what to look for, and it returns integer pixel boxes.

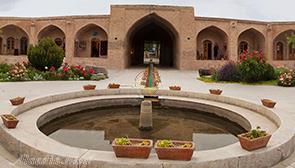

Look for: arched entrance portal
[127,14,178,67]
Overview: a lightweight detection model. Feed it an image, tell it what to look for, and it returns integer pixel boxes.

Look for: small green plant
[244,126,267,139]
[115,137,132,146]
[181,143,193,148]
[157,140,174,148]
[139,140,150,146]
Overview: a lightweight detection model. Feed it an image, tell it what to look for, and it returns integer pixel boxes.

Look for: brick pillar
[64,20,75,64]
[228,21,238,62]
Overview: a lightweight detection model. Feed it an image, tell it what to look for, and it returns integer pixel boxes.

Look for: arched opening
[273,30,295,60]
[238,28,265,57]
[239,41,249,54]
[38,25,65,51]
[197,26,228,60]
[0,25,29,55]
[20,37,28,55]
[126,14,178,67]
[74,24,108,58]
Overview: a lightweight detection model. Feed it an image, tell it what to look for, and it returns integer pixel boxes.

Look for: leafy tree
[28,38,64,71]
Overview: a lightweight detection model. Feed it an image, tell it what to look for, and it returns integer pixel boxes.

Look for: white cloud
[0,0,294,21]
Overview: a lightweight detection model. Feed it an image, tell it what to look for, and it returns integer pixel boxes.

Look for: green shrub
[238,51,275,83]
[0,64,12,73]
[26,68,45,81]
[262,63,276,81]
[28,38,64,71]
[0,73,10,81]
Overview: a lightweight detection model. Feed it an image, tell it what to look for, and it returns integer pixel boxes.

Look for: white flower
[45,66,48,70]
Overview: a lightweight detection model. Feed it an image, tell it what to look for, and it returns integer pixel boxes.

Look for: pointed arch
[38,25,66,51]
[126,13,179,67]
[74,23,108,58]
[273,29,295,60]
[0,24,29,55]
[238,28,265,56]
[196,26,228,60]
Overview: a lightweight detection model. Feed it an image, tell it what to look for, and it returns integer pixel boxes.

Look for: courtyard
[0,69,294,167]
[0,1,295,168]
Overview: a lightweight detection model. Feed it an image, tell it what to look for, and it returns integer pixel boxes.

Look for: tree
[28,38,64,71]
[287,34,295,49]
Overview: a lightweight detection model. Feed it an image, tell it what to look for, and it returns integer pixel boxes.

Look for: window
[239,41,248,54]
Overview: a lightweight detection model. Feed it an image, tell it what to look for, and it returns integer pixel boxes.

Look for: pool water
[39,106,246,151]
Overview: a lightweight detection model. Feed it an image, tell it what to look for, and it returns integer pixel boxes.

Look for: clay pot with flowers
[169,86,181,91]
[209,89,223,95]
[83,84,96,90]
[10,97,25,106]
[261,99,276,108]
[108,83,120,89]
[1,114,19,129]
[112,137,153,158]
[238,126,271,151]
[155,140,195,161]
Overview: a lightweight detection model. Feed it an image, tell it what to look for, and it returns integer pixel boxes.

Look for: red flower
[63,67,69,72]
[89,68,95,74]
[49,66,56,72]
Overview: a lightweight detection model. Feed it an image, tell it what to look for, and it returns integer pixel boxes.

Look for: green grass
[197,76,278,86]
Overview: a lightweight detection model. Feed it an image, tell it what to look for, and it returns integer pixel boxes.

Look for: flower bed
[0,62,107,82]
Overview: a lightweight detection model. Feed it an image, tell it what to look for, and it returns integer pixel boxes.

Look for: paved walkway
[0,68,294,167]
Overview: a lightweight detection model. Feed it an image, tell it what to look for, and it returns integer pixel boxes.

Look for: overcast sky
[0,0,294,21]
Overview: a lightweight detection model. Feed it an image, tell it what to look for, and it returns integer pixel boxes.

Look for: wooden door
[276,42,284,60]
[203,40,212,60]
[6,37,15,55]
[91,38,100,57]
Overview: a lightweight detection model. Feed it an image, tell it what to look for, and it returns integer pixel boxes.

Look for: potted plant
[169,86,181,91]
[238,126,271,151]
[112,137,153,158]
[261,99,276,108]
[1,114,19,129]
[108,83,120,89]
[83,84,96,90]
[155,140,195,161]
[10,97,25,106]
[209,89,223,95]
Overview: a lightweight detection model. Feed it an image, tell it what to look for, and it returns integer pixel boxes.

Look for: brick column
[64,20,75,64]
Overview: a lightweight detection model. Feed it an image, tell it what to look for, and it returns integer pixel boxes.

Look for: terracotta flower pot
[261,99,276,108]
[112,138,153,158]
[155,140,195,161]
[209,89,222,95]
[1,114,19,129]
[108,83,120,89]
[83,84,96,90]
[10,97,25,106]
[238,133,271,151]
[169,86,181,91]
